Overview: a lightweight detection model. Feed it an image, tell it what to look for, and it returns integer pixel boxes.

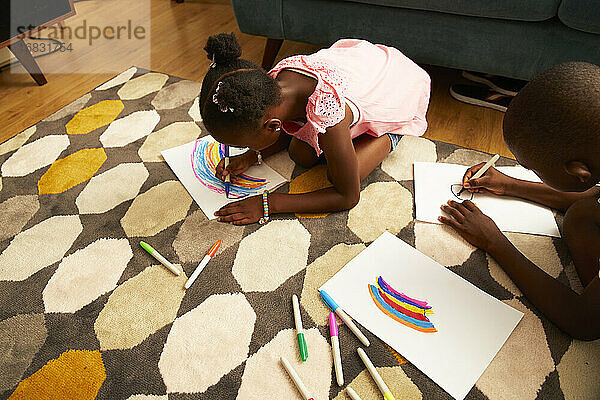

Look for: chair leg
[8,39,47,86]
[262,38,284,70]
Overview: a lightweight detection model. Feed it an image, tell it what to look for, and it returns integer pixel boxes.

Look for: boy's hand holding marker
[462,163,516,196]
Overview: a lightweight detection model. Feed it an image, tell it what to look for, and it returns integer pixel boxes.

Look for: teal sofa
[231,0,600,80]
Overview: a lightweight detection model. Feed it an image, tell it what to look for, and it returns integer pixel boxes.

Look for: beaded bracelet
[259,190,269,224]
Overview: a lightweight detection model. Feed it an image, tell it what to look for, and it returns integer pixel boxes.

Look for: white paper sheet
[161,136,286,219]
[320,232,523,400]
[414,162,560,237]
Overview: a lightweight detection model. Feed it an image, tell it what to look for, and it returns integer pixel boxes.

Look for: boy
[439,62,600,340]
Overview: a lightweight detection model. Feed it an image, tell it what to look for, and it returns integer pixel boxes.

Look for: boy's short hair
[503,62,600,164]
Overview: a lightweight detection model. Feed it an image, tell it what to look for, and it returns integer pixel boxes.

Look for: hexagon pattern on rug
[0,215,82,281]
[487,232,563,296]
[414,222,476,267]
[236,328,332,400]
[232,220,311,292]
[42,238,133,313]
[300,243,366,326]
[99,110,160,148]
[158,293,256,394]
[138,121,202,162]
[289,164,333,218]
[188,97,202,122]
[381,135,437,181]
[476,299,554,400]
[441,148,495,166]
[557,338,600,400]
[348,181,413,242]
[1,135,69,177]
[37,148,107,195]
[0,314,47,391]
[95,265,187,350]
[173,210,244,263]
[151,80,203,110]
[117,72,169,100]
[7,350,105,400]
[95,67,137,91]
[43,93,92,122]
[264,150,295,181]
[120,180,193,237]
[0,195,40,241]
[0,126,36,156]
[76,163,149,214]
[332,366,422,400]
[65,99,124,135]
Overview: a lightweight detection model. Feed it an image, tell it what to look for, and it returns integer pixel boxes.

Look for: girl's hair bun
[204,32,242,66]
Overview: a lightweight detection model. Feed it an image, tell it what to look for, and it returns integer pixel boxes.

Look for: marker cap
[329,312,338,336]
[320,289,339,312]
[383,392,396,400]
[207,240,222,257]
[140,241,154,254]
[297,332,308,361]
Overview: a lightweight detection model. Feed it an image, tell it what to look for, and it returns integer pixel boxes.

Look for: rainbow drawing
[191,139,268,199]
[369,276,437,333]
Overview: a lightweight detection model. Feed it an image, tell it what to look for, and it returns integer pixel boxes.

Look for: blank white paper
[320,232,523,400]
[413,162,560,237]
[162,136,286,219]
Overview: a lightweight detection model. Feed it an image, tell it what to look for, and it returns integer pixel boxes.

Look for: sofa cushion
[559,0,600,34]
[341,0,560,22]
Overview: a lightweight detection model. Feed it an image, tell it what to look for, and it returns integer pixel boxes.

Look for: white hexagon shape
[237,328,331,400]
[95,265,187,350]
[476,299,554,400]
[159,293,256,393]
[138,122,202,162]
[117,72,169,100]
[76,163,149,214]
[557,338,600,400]
[300,243,366,326]
[1,135,69,177]
[188,97,202,122]
[348,181,413,242]
[232,220,310,292]
[96,67,137,91]
[43,93,92,122]
[414,222,476,267]
[381,135,437,181]
[0,215,82,281]
[487,232,562,296]
[0,125,36,156]
[441,148,496,166]
[0,195,40,241]
[151,80,203,110]
[43,238,133,313]
[99,110,160,148]
[120,180,193,237]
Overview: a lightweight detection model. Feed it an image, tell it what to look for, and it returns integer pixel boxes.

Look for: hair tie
[212,81,234,113]
[210,54,216,69]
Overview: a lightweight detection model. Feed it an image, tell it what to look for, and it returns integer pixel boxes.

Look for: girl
[200,33,430,225]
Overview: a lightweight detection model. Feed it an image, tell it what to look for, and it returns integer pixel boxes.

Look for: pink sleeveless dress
[268,38,431,156]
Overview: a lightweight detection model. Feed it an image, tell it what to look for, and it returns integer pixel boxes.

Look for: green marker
[140,241,180,276]
[292,294,308,361]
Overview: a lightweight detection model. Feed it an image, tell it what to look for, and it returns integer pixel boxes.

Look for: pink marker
[329,312,344,385]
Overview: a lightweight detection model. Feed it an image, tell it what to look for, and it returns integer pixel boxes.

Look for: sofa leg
[262,38,284,70]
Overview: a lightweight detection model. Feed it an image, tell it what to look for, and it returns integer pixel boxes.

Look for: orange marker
[184,240,221,289]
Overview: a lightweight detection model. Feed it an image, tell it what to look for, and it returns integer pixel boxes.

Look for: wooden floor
[0,0,512,158]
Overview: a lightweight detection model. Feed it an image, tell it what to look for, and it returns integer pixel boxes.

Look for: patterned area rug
[0,67,598,400]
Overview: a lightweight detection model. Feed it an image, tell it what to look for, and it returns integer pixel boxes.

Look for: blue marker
[224,145,230,198]
[320,290,370,346]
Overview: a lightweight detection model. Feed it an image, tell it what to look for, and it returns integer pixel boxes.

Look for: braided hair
[199,33,283,137]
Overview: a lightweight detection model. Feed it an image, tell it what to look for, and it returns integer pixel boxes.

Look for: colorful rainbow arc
[191,139,268,199]
[369,276,437,333]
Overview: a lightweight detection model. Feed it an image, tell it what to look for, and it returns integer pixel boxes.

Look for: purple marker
[329,312,344,385]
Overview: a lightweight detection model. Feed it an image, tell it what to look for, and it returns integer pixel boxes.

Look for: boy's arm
[440,199,600,340]
[463,164,599,212]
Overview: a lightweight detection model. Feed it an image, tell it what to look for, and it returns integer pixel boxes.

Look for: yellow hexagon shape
[288,164,333,219]
[38,148,107,194]
[65,100,124,135]
[8,350,106,400]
